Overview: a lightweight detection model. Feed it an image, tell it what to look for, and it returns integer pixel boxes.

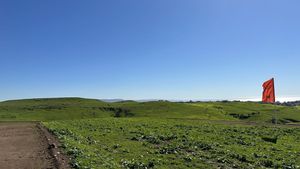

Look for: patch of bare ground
[0,122,70,169]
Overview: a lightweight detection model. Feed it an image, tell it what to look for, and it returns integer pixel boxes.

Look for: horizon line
[1,96,300,103]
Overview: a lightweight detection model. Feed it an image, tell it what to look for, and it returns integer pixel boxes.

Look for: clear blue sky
[1,0,300,101]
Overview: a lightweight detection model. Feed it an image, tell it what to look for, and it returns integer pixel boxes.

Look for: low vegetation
[1,98,300,168]
[44,118,300,169]
[0,98,300,124]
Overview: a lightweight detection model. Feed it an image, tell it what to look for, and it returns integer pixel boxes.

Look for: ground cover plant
[1,98,300,168]
[0,98,113,121]
[1,98,300,124]
[44,118,300,169]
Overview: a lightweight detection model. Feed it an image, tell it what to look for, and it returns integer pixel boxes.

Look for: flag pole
[274,78,277,125]
[273,78,277,125]
[274,109,277,125]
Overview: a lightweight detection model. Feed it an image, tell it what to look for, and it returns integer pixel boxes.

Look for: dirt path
[0,122,69,169]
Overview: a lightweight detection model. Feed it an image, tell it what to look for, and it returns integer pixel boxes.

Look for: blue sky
[1,0,300,101]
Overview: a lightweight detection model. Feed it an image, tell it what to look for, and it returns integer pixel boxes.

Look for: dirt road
[0,122,68,169]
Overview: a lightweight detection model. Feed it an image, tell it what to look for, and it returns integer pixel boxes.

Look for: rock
[48,143,57,149]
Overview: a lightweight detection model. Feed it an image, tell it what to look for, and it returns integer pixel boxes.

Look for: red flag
[262,78,275,103]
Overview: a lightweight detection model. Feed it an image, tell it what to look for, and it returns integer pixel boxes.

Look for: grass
[113,101,235,120]
[0,98,112,121]
[44,118,300,169]
[0,98,300,124]
[1,97,300,168]
[190,101,300,124]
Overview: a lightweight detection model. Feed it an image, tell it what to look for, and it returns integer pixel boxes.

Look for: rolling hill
[0,98,299,124]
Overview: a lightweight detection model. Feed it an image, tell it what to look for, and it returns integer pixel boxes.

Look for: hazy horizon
[1,96,300,103]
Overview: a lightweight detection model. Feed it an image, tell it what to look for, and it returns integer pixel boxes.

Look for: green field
[1,98,300,168]
[1,98,300,124]
[44,118,300,169]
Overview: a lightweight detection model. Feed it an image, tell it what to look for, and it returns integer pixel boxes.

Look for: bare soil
[0,122,70,169]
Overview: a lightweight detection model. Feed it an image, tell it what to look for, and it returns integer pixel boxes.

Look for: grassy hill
[0,98,112,121]
[190,101,300,124]
[113,101,235,120]
[0,98,300,124]
[1,97,300,168]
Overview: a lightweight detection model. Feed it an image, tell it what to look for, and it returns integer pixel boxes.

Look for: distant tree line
[276,101,300,107]
[186,100,300,106]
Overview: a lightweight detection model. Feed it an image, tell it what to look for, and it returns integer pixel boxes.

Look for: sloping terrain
[0,98,299,124]
[0,98,112,121]
[190,101,300,124]
[1,98,300,169]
